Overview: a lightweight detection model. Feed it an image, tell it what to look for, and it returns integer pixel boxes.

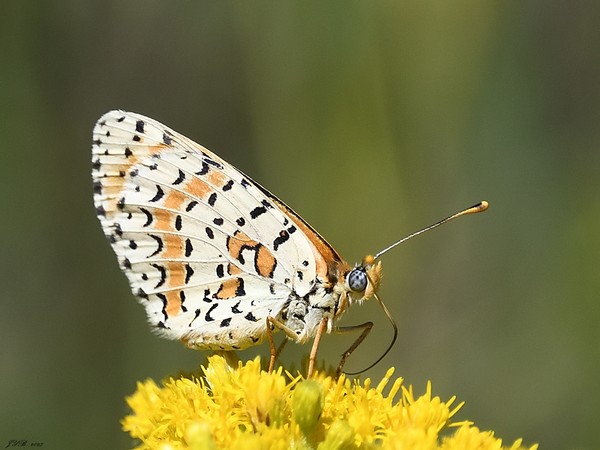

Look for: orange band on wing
[256,245,276,278]
[215,278,243,299]
[206,170,226,188]
[165,290,183,317]
[162,234,184,259]
[186,177,212,199]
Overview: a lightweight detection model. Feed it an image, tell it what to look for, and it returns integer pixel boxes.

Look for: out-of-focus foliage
[1,2,598,449]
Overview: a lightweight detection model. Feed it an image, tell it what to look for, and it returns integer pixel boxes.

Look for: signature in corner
[5,441,43,448]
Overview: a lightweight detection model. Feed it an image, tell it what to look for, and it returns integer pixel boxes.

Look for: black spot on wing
[205,303,218,322]
[273,229,290,251]
[148,234,164,257]
[173,169,185,185]
[222,180,233,191]
[208,193,217,206]
[175,215,182,231]
[151,263,167,288]
[196,161,209,176]
[205,227,214,239]
[189,309,201,327]
[220,317,231,328]
[149,185,164,202]
[185,264,194,283]
[232,301,242,314]
[186,200,198,212]
[156,293,168,321]
[135,120,145,133]
[179,291,187,312]
[236,278,246,296]
[185,238,193,257]
[245,311,258,322]
[113,223,123,237]
[140,208,153,227]
[250,205,267,219]
[163,132,172,145]
[203,154,223,170]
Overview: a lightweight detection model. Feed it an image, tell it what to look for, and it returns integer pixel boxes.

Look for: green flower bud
[293,380,324,436]
[318,420,355,450]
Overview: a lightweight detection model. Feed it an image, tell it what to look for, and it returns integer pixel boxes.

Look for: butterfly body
[92,111,379,354]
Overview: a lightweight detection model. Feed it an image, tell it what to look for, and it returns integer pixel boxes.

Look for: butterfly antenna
[346,201,488,374]
[373,201,489,260]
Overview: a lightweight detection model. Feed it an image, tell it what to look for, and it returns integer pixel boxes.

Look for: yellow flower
[122,355,537,450]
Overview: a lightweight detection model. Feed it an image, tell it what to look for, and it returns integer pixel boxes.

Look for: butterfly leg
[307,317,329,378]
[266,334,288,372]
[266,316,302,373]
[333,322,373,377]
[274,338,288,364]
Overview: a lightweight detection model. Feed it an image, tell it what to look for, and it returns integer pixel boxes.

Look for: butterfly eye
[347,268,368,292]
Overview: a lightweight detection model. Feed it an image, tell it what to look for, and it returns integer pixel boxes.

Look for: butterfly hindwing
[92,110,319,349]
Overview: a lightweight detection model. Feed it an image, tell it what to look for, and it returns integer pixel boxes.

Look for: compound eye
[347,268,368,292]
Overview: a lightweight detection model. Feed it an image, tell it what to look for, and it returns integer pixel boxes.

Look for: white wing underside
[92,111,319,350]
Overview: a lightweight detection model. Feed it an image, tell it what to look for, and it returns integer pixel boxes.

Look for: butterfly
[92,110,488,376]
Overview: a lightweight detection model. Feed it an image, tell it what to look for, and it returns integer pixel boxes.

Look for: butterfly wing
[92,110,326,350]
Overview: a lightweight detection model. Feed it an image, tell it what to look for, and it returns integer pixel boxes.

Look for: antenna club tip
[464,200,489,215]
[363,254,376,265]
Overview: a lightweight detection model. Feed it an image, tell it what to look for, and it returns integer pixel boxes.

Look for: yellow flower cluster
[123,355,536,450]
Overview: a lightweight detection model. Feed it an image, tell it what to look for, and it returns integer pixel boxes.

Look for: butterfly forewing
[92,111,322,349]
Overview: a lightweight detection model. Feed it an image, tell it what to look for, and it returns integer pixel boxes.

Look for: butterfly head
[345,254,382,302]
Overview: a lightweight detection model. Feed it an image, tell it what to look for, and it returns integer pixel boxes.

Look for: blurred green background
[2,1,599,449]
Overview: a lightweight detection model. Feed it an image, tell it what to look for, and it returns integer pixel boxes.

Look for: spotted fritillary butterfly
[92,110,488,375]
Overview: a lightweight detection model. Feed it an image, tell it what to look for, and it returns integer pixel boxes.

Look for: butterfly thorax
[280,258,383,342]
